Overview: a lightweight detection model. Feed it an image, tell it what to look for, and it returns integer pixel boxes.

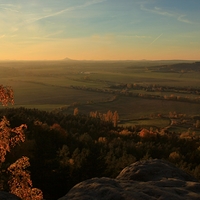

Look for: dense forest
[0,107,200,200]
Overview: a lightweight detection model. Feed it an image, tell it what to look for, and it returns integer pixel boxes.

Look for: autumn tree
[113,111,119,127]
[0,116,26,163]
[89,111,98,118]
[89,110,119,127]
[8,157,43,200]
[196,120,200,128]
[105,110,113,122]
[73,107,79,116]
[0,85,43,200]
[0,85,14,106]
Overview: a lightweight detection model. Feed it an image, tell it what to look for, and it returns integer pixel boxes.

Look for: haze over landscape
[1,0,200,61]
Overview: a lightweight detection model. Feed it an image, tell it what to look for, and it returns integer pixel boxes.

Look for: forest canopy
[0,107,199,199]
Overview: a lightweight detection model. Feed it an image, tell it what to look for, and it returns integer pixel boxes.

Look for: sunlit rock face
[59,159,200,200]
[0,191,21,200]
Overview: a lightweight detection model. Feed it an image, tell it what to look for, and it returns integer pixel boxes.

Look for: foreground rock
[59,159,200,200]
[0,191,21,200]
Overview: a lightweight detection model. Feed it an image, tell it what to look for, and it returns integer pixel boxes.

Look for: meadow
[0,60,200,132]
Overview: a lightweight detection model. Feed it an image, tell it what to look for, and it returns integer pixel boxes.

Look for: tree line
[69,83,200,104]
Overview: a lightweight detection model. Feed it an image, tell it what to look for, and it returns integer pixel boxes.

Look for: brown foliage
[73,107,79,116]
[90,110,119,127]
[8,157,43,200]
[0,85,14,106]
[0,85,43,199]
[0,116,26,163]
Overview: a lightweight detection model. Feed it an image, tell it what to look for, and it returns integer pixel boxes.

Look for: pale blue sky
[0,0,200,60]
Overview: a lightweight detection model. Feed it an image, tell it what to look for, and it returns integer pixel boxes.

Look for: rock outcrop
[0,191,21,200]
[59,159,200,200]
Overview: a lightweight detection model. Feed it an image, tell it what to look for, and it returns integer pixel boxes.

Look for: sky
[0,0,200,61]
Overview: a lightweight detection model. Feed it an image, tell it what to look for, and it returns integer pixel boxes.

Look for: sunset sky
[0,0,200,60]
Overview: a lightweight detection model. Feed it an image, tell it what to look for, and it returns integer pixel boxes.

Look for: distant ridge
[60,58,199,62]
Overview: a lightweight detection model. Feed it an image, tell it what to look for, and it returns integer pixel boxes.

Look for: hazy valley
[0,60,200,199]
[1,60,200,134]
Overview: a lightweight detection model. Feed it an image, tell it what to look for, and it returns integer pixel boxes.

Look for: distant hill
[63,57,74,61]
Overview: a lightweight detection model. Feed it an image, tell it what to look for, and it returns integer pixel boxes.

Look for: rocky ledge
[59,159,200,200]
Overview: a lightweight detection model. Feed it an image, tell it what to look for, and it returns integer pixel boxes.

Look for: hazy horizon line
[0,58,199,62]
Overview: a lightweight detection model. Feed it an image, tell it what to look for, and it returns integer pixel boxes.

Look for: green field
[1,60,200,130]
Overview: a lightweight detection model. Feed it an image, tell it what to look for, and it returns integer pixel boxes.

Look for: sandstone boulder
[59,159,200,200]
